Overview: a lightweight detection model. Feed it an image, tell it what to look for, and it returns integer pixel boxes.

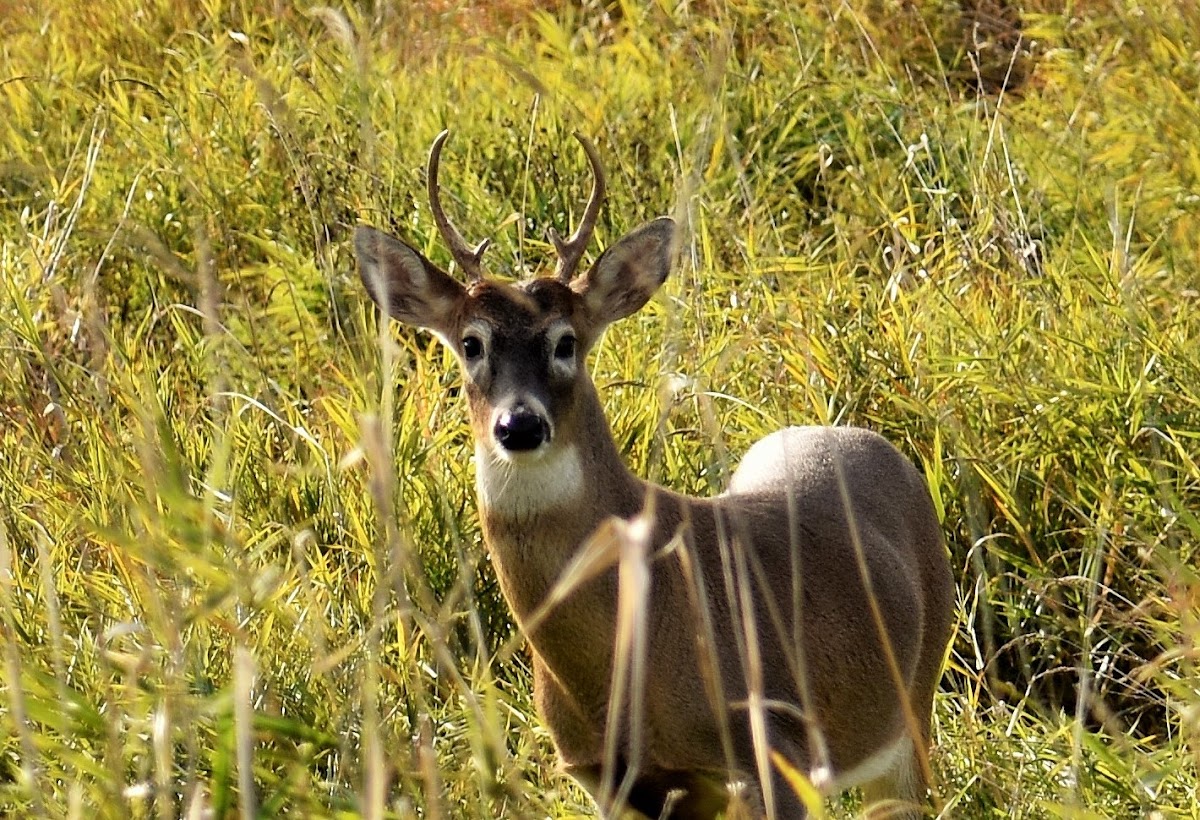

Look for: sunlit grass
[1,0,1198,816]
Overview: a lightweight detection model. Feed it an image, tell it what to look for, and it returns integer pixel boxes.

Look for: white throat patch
[474,442,585,516]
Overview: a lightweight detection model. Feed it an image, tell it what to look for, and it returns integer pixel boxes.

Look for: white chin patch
[475,442,584,516]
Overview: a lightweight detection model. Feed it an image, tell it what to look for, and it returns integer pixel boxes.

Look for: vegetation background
[1,0,1198,816]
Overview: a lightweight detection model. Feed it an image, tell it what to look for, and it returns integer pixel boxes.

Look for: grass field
[2,0,1199,816]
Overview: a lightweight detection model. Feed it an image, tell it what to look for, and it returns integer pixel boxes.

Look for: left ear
[570,217,675,327]
[354,225,466,335]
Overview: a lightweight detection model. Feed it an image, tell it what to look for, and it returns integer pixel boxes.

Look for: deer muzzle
[493,404,551,453]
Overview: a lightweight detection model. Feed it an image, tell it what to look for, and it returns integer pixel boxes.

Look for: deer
[353,130,956,819]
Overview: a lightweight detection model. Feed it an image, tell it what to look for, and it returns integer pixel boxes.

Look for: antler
[427,130,491,282]
[551,132,607,283]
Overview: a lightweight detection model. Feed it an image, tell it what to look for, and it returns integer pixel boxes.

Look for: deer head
[355,131,674,474]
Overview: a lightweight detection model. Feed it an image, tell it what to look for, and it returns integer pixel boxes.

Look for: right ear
[570,217,675,328]
[354,225,466,332]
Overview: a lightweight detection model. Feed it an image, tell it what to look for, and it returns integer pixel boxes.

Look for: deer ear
[571,217,674,327]
[355,225,466,332]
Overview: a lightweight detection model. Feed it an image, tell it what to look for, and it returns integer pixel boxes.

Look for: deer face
[452,277,583,461]
[355,218,675,465]
[355,131,674,470]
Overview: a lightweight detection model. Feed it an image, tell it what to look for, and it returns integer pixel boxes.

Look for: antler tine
[427,130,491,282]
[551,132,607,283]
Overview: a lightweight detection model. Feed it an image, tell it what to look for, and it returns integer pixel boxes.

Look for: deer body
[355,132,955,818]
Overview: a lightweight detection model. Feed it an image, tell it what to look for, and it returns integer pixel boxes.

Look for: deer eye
[462,335,484,361]
[553,334,576,360]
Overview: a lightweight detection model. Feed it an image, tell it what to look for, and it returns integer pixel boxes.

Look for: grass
[1,0,1198,816]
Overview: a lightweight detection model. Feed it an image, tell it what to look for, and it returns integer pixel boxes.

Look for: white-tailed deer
[355,131,955,819]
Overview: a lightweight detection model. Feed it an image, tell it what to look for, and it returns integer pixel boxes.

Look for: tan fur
[354,145,954,819]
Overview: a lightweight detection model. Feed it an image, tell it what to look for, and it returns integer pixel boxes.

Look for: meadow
[1,0,1198,816]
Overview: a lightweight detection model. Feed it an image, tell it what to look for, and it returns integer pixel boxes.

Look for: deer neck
[473,379,648,638]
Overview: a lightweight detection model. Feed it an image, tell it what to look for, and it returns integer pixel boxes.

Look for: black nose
[494,407,549,452]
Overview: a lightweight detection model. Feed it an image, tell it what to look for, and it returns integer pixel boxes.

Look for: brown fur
[355,213,954,818]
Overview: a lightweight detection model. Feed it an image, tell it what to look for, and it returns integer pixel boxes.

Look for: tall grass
[1,0,1197,816]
